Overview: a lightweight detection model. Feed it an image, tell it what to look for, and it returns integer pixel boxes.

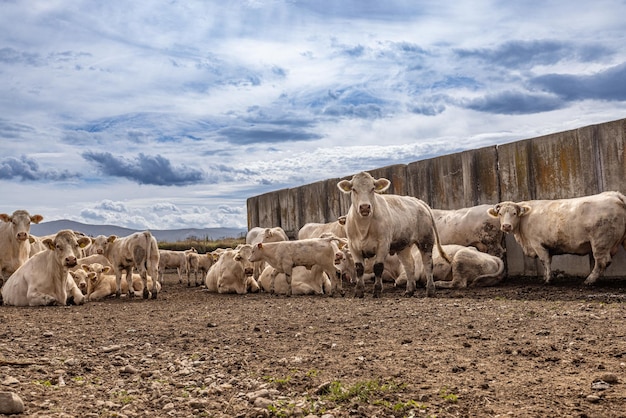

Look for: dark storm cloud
[455,40,614,69]
[463,90,564,115]
[81,151,205,186]
[531,62,626,101]
[0,155,81,181]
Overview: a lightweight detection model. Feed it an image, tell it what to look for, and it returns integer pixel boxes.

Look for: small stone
[1,376,19,385]
[102,345,122,353]
[207,322,217,328]
[0,392,25,414]
[253,397,273,408]
[591,380,611,390]
[120,365,138,374]
[599,373,619,384]
[586,394,601,403]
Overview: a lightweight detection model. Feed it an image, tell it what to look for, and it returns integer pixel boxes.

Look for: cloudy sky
[2,1,625,231]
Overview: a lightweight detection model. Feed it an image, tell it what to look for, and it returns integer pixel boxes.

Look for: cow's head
[235,244,255,276]
[337,172,390,217]
[488,202,532,233]
[69,268,89,294]
[0,210,43,242]
[44,230,91,268]
[83,262,111,297]
[89,235,116,255]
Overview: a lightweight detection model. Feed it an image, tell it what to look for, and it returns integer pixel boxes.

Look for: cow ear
[257,242,263,249]
[31,214,44,224]
[519,205,532,216]
[487,206,499,218]
[43,238,55,250]
[373,178,391,193]
[28,235,36,244]
[107,235,117,243]
[0,214,10,223]
[88,272,97,280]
[81,264,90,272]
[337,179,353,193]
[103,266,111,274]
[337,215,346,225]
[78,237,91,248]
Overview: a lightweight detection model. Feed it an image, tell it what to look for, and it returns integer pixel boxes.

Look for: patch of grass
[33,379,53,387]
[439,387,459,403]
[113,390,135,405]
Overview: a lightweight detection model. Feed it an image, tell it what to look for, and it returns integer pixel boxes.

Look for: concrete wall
[246,117,626,279]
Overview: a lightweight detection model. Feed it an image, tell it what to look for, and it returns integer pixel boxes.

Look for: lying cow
[488,191,626,285]
[80,263,161,301]
[205,247,255,294]
[337,171,449,298]
[405,245,505,289]
[88,231,160,299]
[69,254,114,294]
[431,205,505,258]
[1,230,89,306]
[258,265,332,295]
[248,236,344,297]
[0,210,44,286]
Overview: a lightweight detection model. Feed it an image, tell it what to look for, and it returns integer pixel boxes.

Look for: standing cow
[1,230,89,306]
[245,226,289,281]
[88,231,160,299]
[337,171,449,298]
[0,210,44,286]
[488,191,626,285]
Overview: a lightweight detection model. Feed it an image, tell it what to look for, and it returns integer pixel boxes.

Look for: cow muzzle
[17,232,28,241]
[358,204,371,217]
[65,257,78,267]
[501,224,512,233]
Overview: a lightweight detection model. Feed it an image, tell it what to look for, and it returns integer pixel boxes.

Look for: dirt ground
[1,273,625,418]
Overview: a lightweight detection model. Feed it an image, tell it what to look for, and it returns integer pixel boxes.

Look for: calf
[205,247,253,294]
[248,236,344,296]
[89,231,160,299]
[158,249,188,285]
[488,192,626,285]
[81,263,160,300]
[337,171,449,298]
[0,210,44,286]
[1,230,89,306]
[246,226,289,281]
[297,216,347,240]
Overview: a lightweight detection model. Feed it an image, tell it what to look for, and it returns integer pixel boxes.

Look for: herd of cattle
[1,171,626,306]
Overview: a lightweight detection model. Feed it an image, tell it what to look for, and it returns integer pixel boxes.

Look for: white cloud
[1,0,625,230]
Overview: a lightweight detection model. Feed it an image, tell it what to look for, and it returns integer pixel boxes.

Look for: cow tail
[419,200,451,264]
[473,257,505,287]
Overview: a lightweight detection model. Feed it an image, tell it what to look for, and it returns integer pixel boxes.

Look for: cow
[258,265,332,295]
[431,205,505,258]
[245,226,289,281]
[248,236,344,297]
[88,231,160,299]
[0,210,44,286]
[297,216,347,240]
[158,249,188,285]
[80,263,161,301]
[488,191,626,285]
[205,247,254,294]
[337,171,449,298]
[69,254,114,294]
[406,245,505,289]
[185,248,206,287]
[1,230,90,306]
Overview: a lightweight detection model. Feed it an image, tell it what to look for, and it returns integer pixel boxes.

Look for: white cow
[258,265,332,295]
[245,226,289,281]
[0,210,44,286]
[80,263,161,301]
[248,236,344,297]
[69,254,114,294]
[185,248,206,287]
[488,191,626,285]
[297,216,347,240]
[205,247,254,294]
[431,205,505,258]
[337,171,449,298]
[1,230,89,306]
[88,232,160,299]
[158,249,189,285]
[407,245,505,289]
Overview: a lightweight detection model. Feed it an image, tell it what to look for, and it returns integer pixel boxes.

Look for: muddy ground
[1,273,625,418]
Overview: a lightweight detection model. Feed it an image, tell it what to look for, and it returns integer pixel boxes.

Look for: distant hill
[30,220,247,243]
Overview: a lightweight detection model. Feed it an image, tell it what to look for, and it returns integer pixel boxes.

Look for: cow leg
[418,250,436,297]
[115,269,123,298]
[397,247,417,297]
[284,269,293,297]
[584,250,611,285]
[535,247,553,284]
[354,262,365,298]
[27,290,58,306]
[269,268,279,295]
[372,262,384,298]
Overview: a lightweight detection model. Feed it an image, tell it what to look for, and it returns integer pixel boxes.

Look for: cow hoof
[115,291,121,298]
[354,291,364,298]
[151,291,158,299]
[403,291,414,298]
